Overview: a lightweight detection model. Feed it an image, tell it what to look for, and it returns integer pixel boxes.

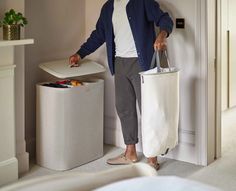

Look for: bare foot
[147,157,160,170]
[147,156,157,164]
[125,144,138,161]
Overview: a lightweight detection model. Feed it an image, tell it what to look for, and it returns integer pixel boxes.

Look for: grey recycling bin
[36,59,105,170]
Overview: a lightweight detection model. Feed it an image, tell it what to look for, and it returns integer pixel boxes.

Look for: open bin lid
[39,59,106,79]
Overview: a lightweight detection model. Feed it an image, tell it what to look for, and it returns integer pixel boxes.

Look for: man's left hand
[154,30,168,51]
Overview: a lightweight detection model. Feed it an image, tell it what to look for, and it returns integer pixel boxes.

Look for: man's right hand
[69,54,81,67]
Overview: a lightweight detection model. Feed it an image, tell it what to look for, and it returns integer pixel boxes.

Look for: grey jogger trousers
[114,57,142,145]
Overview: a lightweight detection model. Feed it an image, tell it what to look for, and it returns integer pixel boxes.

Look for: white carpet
[188,108,236,191]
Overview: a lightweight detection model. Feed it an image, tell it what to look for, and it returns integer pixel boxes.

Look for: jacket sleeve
[77,6,106,58]
[144,0,173,35]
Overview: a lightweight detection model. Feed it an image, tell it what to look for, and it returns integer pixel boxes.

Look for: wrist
[158,30,168,38]
[76,53,81,59]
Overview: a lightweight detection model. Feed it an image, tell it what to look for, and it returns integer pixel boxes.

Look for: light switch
[176,18,185,29]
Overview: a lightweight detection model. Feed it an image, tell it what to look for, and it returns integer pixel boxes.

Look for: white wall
[84,0,124,150]
[0,0,26,182]
[25,0,86,158]
[22,0,215,165]
[84,0,214,165]
[84,0,131,151]
[0,0,31,175]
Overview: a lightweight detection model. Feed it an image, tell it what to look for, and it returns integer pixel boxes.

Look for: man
[69,0,173,170]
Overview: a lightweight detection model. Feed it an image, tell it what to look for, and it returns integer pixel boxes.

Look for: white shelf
[0,65,16,70]
[0,39,34,47]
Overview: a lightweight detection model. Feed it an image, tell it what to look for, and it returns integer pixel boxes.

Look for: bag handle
[150,50,172,73]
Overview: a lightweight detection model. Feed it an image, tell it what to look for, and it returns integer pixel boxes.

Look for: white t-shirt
[112,0,138,57]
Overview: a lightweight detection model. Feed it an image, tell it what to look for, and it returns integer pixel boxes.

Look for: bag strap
[150,50,161,72]
[150,50,172,73]
[164,50,172,72]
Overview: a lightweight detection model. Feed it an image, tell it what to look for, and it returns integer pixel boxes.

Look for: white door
[228,0,236,107]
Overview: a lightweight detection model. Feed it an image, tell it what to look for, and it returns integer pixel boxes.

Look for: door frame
[215,0,222,159]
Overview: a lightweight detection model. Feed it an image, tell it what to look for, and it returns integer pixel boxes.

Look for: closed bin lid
[39,59,105,79]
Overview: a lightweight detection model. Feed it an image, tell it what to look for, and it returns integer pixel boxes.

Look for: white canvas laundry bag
[140,51,180,157]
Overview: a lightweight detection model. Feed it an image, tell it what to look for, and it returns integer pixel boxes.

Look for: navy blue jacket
[77,0,173,75]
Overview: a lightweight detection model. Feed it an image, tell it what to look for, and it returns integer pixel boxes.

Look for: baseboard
[104,125,198,165]
[104,115,143,151]
[16,139,29,175]
[0,158,18,187]
[164,142,197,164]
[16,152,29,175]
[104,125,126,149]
